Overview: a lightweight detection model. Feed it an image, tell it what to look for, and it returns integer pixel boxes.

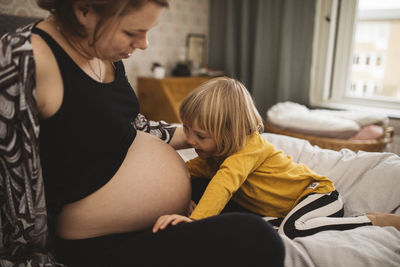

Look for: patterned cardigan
[0,23,175,266]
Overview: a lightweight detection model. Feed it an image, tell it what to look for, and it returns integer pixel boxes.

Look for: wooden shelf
[138,76,213,123]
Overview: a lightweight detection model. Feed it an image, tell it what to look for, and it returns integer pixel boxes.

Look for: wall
[0,0,210,90]
[0,0,48,17]
[126,0,209,90]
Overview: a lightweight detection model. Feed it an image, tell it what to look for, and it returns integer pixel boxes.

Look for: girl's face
[87,2,164,61]
[183,121,217,159]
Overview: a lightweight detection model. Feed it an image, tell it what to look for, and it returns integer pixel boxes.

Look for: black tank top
[33,27,140,216]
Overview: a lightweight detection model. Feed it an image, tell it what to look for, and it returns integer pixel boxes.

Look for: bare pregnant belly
[56,131,191,239]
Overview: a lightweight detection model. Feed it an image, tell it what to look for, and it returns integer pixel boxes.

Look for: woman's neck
[46,16,96,60]
[37,17,111,83]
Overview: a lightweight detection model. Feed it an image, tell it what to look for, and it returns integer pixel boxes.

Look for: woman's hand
[152,214,193,233]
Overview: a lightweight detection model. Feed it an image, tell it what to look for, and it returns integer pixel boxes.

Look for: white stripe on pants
[278,191,371,238]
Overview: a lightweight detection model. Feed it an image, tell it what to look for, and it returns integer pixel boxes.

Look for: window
[311,0,400,117]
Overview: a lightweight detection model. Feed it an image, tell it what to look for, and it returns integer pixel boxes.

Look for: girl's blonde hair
[180,77,264,157]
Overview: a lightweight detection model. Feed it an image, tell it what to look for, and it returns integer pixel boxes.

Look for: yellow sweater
[187,132,335,220]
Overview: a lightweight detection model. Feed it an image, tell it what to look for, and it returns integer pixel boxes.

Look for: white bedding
[267,101,389,131]
[264,133,400,267]
[178,133,400,267]
[282,226,400,267]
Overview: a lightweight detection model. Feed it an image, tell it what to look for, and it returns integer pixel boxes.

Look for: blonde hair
[179,77,264,157]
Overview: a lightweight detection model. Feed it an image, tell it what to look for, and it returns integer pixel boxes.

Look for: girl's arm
[190,136,267,220]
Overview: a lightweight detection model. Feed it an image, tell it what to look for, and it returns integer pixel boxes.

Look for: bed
[178,132,400,267]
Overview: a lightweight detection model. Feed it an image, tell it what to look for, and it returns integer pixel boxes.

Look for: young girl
[152,77,382,239]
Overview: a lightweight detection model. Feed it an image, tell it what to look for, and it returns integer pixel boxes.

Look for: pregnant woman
[16,0,286,266]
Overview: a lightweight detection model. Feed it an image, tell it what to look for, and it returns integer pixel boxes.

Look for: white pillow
[267,102,360,133]
[313,108,389,127]
[266,102,390,138]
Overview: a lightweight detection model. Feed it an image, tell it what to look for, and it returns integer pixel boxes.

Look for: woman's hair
[36,0,169,40]
[179,77,264,157]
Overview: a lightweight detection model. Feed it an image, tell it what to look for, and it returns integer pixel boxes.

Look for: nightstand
[137,76,213,123]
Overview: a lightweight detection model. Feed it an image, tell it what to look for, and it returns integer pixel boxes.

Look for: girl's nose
[186,135,197,147]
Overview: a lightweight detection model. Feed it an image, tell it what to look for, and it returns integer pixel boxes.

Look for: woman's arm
[133,113,189,150]
[169,126,190,150]
[31,33,64,119]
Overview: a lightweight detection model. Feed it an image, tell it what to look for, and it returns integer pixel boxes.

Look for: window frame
[310,0,400,118]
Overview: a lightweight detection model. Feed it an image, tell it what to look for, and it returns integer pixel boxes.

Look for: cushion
[266,102,389,139]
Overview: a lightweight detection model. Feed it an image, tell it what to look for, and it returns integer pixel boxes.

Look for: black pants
[54,179,285,267]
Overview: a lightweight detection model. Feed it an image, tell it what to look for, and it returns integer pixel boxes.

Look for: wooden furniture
[138,76,213,123]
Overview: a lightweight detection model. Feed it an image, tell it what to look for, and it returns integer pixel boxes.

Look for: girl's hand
[153,214,193,233]
[186,200,197,216]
